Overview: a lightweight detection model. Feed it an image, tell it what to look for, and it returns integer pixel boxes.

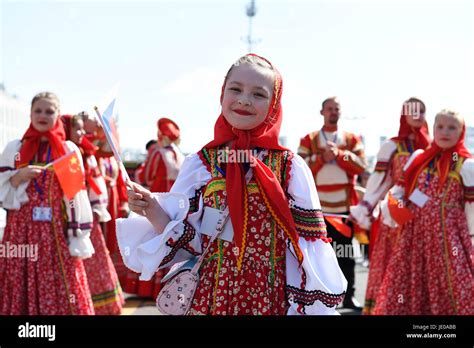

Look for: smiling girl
[62,114,124,314]
[117,54,347,315]
[375,109,473,315]
[0,92,95,315]
[349,97,431,314]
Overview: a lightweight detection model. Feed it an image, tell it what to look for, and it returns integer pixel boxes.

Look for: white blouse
[0,139,95,258]
[85,155,111,222]
[350,140,398,229]
[117,152,348,315]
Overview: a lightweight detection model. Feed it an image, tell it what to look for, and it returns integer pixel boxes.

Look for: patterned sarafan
[364,140,413,314]
[0,169,94,315]
[374,160,474,315]
[185,148,291,315]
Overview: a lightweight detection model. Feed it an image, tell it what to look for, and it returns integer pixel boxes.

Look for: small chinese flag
[387,192,414,225]
[52,151,85,200]
[353,224,369,245]
[325,216,352,238]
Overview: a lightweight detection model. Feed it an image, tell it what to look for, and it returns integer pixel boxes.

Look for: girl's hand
[127,181,170,233]
[127,181,155,216]
[10,165,43,188]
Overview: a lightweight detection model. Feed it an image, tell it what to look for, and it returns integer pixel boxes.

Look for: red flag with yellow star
[52,151,85,200]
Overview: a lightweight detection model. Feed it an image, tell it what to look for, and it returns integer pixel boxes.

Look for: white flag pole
[323,213,349,219]
[94,106,131,185]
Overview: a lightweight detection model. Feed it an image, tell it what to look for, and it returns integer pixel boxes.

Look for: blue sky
[2,0,473,156]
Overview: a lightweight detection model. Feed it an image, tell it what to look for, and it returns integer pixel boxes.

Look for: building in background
[466,126,474,154]
[0,85,30,152]
[0,85,29,235]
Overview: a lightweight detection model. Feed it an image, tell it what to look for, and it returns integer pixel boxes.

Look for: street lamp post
[245,0,257,52]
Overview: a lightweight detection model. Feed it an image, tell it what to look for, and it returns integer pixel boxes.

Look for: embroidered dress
[0,140,94,315]
[350,110,431,314]
[188,148,291,314]
[144,144,184,193]
[81,154,124,314]
[375,151,474,315]
[60,115,124,314]
[97,151,128,285]
[351,139,416,314]
[117,149,347,315]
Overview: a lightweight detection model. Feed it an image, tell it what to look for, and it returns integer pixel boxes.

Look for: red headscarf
[61,114,102,195]
[203,53,303,268]
[157,118,180,142]
[403,121,472,198]
[61,114,98,157]
[391,101,431,150]
[16,118,66,168]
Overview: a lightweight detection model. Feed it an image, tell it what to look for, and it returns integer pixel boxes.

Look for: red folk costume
[298,125,366,213]
[0,120,95,314]
[61,116,124,314]
[134,142,157,185]
[123,118,184,298]
[298,118,367,307]
[143,118,184,192]
[374,123,474,315]
[350,113,431,314]
[95,134,129,286]
[117,54,347,315]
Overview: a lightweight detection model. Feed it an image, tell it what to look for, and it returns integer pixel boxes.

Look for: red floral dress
[374,157,474,315]
[81,154,124,314]
[97,153,128,286]
[0,153,94,315]
[189,181,288,315]
[162,148,292,315]
[364,140,412,314]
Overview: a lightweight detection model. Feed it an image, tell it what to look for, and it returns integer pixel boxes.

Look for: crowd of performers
[0,93,184,314]
[0,54,472,315]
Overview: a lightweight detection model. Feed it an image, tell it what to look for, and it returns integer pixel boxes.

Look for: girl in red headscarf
[61,114,124,314]
[122,118,183,299]
[374,109,473,315]
[142,118,184,193]
[117,54,347,315]
[94,123,129,285]
[0,92,94,314]
[349,97,431,314]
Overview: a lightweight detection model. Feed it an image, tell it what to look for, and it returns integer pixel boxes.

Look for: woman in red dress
[350,97,431,314]
[0,92,94,315]
[61,114,124,314]
[375,109,473,315]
